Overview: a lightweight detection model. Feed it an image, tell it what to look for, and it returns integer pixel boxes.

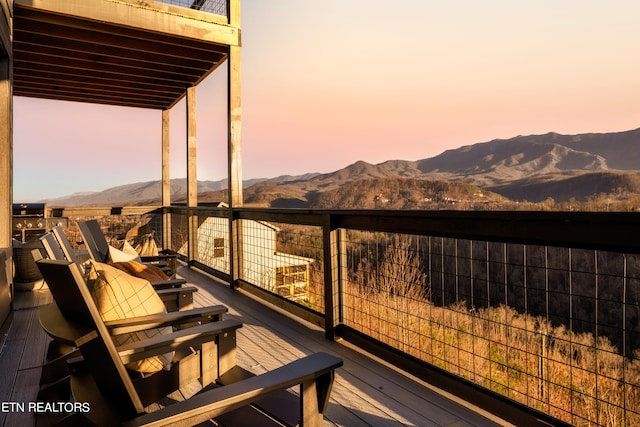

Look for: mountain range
[45,128,640,208]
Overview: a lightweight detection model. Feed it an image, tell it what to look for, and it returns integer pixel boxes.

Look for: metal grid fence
[163,210,325,312]
[237,220,324,312]
[155,207,640,425]
[155,0,228,16]
[340,230,640,426]
[62,212,164,253]
[194,212,230,274]
[166,210,190,258]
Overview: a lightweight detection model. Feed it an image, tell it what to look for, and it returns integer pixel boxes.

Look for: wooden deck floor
[0,265,513,427]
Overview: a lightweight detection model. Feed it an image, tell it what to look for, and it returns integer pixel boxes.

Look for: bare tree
[375,235,428,300]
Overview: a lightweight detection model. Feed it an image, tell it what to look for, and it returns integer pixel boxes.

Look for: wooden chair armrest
[141,254,176,262]
[142,254,177,277]
[116,319,242,364]
[123,352,343,427]
[154,286,197,298]
[104,305,228,335]
[156,287,197,312]
[150,278,187,289]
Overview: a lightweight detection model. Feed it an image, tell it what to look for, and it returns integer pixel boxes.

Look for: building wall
[195,216,230,274]
[240,220,278,290]
[191,218,310,296]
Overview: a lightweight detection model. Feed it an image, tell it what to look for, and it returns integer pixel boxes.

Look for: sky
[13,0,640,201]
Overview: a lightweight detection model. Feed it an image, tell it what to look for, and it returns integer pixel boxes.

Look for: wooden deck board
[0,267,513,427]
[0,287,52,427]
[181,266,512,427]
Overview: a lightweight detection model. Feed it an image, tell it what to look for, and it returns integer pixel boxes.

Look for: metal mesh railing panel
[238,220,324,312]
[194,213,230,274]
[155,0,227,16]
[340,231,640,426]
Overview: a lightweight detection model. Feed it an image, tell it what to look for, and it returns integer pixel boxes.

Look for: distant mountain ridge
[45,128,640,207]
[415,129,640,182]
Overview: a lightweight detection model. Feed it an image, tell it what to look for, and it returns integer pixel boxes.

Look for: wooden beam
[14,0,239,46]
[13,16,228,64]
[12,36,215,75]
[12,1,231,110]
[13,50,202,85]
[13,62,192,92]
[10,87,166,110]
[13,72,184,98]
[13,78,171,103]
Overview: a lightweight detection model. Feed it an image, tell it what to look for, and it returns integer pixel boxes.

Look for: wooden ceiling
[12,2,231,109]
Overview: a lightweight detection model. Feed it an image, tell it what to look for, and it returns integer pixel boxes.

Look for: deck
[0,264,513,427]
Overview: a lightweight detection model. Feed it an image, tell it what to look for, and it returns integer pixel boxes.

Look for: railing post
[323,215,344,340]
[188,209,199,265]
[162,206,172,252]
[229,209,241,289]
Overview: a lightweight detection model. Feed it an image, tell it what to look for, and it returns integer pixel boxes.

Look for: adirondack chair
[36,259,343,426]
[40,230,195,312]
[36,259,236,407]
[37,231,197,375]
[33,251,227,400]
[78,219,177,277]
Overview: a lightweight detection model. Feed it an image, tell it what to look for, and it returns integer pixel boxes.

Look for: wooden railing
[51,206,640,426]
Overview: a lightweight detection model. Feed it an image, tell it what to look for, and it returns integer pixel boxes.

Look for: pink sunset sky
[13,0,640,200]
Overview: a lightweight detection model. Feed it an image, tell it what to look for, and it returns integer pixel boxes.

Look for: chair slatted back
[51,225,81,264]
[36,259,144,417]
[77,220,110,263]
[39,233,67,261]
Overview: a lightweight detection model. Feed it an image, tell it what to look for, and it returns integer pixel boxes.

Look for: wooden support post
[227,47,242,207]
[0,15,12,325]
[228,0,242,288]
[227,49,242,281]
[186,86,197,209]
[186,87,198,264]
[162,109,171,206]
[0,49,11,249]
[161,109,171,251]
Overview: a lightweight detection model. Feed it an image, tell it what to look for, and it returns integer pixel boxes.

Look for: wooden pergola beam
[14,0,239,46]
